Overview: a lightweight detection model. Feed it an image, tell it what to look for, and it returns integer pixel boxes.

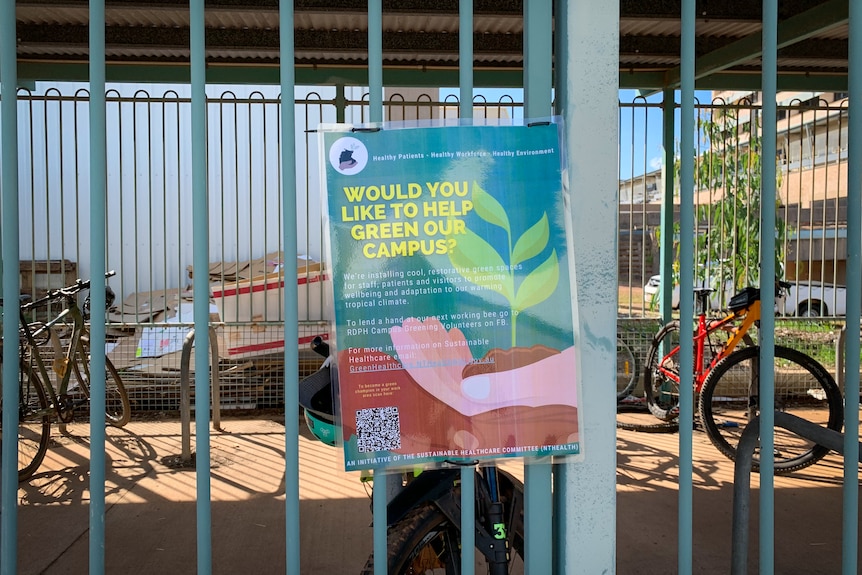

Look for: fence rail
[4,87,857,405]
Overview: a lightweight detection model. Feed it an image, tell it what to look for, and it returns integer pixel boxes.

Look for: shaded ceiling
[12,0,851,90]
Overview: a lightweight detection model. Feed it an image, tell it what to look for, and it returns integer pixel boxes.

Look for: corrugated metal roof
[13,0,851,89]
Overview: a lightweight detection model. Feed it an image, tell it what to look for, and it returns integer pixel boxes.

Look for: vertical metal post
[335,84,346,124]
[760,2,778,572]
[88,3,109,573]
[279,2,301,573]
[843,2,861,573]
[554,0,618,572]
[366,4,390,575]
[678,1,696,571]
[660,89,675,323]
[0,0,21,572]
[458,3,476,574]
[367,0,382,121]
[190,1,213,572]
[523,2,554,574]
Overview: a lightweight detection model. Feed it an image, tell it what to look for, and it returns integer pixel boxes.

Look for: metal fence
[7,87,858,411]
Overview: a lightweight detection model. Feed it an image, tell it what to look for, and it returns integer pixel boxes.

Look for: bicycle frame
[656,296,761,393]
[19,293,87,423]
[385,465,523,569]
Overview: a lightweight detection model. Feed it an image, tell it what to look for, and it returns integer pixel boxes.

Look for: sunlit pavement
[12,414,857,574]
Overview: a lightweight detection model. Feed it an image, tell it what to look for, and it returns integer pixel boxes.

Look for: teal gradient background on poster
[324,122,573,359]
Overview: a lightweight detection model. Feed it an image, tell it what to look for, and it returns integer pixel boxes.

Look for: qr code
[356,406,401,453]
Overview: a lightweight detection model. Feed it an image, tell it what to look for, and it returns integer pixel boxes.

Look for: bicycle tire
[644,321,756,422]
[1,367,52,481]
[72,348,131,427]
[699,345,844,474]
[360,477,525,574]
[643,321,682,421]
[616,337,638,399]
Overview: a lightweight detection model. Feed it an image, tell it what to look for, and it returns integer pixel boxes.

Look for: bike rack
[731,412,862,575]
[179,326,222,463]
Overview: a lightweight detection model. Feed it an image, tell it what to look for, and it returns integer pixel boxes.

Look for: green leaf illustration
[514,249,559,311]
[448,228,514,300]
[512,213,549,266]
[472,182,510,232]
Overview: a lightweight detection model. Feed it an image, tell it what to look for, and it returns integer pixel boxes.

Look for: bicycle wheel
[616,337,638,399]
[72,350,131,427]
[699,345,844,474]
[643,321,681,421]
[361,478,524,574]
[0,367,52,481]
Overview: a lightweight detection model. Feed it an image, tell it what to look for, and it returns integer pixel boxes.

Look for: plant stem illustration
[448,181,559,346]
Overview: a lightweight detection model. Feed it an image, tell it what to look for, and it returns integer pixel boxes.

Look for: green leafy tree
[657,107,788,309]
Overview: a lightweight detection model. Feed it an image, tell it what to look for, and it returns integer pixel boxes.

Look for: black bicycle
[1,271,130,481]
[299,337,525,574]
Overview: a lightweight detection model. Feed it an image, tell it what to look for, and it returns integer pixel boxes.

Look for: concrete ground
[8,412,858,574]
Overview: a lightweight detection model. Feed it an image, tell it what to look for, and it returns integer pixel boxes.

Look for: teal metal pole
[760,2,778,572]
[459,2,475,574]
[88,2,108,573]
[660,89,675,323]
[679,0,695,572]
[843,2,861,573]
[190,1,212,573]
[459,0,473,119]
[552,5,567,570]
[279,2,301,574]
[367,4,388,574]
[0,0,21,572]
[523,1,554,573]
[554,0,618,572]
[368,0,382,121]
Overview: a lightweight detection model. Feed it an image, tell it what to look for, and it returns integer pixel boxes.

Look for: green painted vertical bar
[335,84,345,124]
[0,0,21,571]
[551,6,567,571]
[459,2,475,573]
[554,0,618,572]
[367,3,387,574]
[678,0,695,572]
[190,1,212,573]
[88,2,108,573]
[367,0,382,122]
[843,2,861,573]
[459,0,473,119]
[660,90,675,324]
[524,1,553,573]
[279,2,301,573]
[760,2,778,573]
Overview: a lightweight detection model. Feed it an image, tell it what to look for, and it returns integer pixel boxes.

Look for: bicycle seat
[727,286,759,312]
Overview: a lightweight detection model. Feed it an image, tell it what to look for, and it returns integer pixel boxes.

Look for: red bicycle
[643,282,844,473]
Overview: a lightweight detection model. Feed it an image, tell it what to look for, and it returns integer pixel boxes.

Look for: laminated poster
[321,120,581,472]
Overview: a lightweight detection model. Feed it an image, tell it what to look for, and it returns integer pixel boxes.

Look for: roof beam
[662,0,848,89]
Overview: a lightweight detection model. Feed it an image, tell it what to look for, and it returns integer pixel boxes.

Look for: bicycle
[643,282,844,473]
[2,271,130,481]
[299,337,525,574]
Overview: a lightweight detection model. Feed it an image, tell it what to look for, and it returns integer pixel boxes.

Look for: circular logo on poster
[329,136,368,175]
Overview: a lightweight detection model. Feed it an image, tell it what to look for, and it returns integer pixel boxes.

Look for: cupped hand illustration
[390,317,577,416]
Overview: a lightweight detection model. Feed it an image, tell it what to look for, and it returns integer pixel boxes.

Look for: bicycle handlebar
[21,270,116,310]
